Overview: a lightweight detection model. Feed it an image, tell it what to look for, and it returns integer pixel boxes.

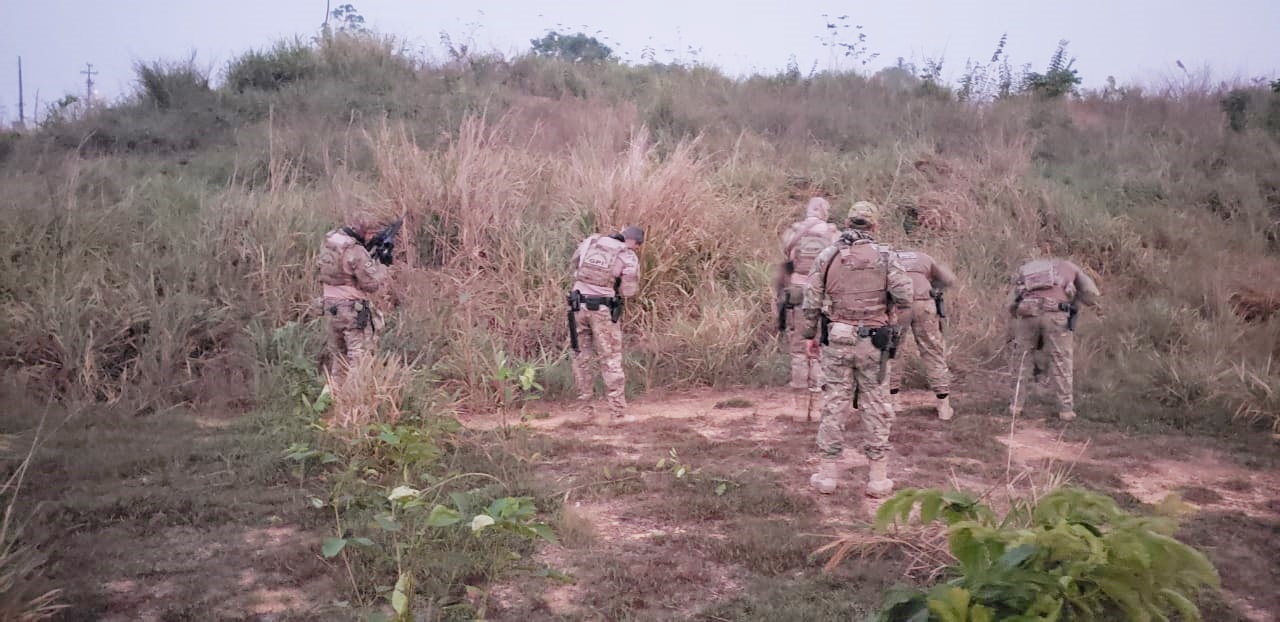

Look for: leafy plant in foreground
[871,488,1219,622]
[282,372,559,621]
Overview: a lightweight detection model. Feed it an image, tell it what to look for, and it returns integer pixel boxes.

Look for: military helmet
[847,201,879,229]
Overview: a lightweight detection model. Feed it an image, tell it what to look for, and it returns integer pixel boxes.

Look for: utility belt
[1015,295,1071,318]
[568,290,623,323]
[819,316,898,352]
[326,298,376,331]
[819,316,900,384]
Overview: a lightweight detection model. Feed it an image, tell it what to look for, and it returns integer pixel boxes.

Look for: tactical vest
[1017,259,1071,303]
[575,235,626,289]
[896,251,934,300]
[318,231,359,287]
[825,241,890,325]
[790,220,832,275]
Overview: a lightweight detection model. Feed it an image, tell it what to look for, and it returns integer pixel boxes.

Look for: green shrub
[224,39,317,92]
[871,488,1220,622]
[135,58,212,110]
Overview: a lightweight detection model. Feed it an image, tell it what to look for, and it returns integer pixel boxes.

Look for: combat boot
[865,457,894,498]
[808,457,840,494]
[936,395,953,421]
[1057,410,1077,421]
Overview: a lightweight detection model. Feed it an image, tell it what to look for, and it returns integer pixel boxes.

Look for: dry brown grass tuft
[811,524,953,582]
[1228,287,1280,323]
[327,352,413,429]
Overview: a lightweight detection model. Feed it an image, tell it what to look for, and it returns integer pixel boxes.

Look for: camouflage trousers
[571,307,627,415]
[816,321,895,460]
[1009,310,1074,412]
[889,300,951,395]
[786,305,820,390]
[324,299,379,384]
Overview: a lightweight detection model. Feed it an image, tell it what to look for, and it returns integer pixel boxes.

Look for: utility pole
[80,62,97,106]
[17,56,25,127]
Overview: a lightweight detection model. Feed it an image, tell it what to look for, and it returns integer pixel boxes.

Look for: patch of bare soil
[468,386,1280,621]
[17,408,342,622]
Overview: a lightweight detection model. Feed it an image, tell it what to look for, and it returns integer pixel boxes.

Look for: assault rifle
[1064,302,1079,332]
[365,219,403,266]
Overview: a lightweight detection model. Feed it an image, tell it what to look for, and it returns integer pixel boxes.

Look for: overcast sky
[2,1,1278,123]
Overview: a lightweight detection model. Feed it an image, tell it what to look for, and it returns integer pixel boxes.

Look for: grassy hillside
[3,33,1278,432]
[2,30,1280,618]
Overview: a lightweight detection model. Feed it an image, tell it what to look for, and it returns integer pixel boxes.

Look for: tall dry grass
[1,38,1278,433]
[362,115,778,403]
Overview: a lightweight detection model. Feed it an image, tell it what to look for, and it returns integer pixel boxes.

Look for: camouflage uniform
[889,249,957,418]
[318,227,388,384]
[779,198,840,390]
[802,202,913,497]
[1006,258,1100,420]
[570,228,643,419]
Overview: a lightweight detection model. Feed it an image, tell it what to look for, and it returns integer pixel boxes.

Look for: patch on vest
[577,237,622,288]
[1020,263,1060,292]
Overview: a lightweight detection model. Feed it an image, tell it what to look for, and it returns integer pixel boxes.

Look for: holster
[868,326,891,351]
[330,299,375,332]
[354,300,373,331]
[1061,302,1079,331]
[859,325,898,383]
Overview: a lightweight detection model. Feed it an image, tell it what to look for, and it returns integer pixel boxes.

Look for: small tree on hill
[530,31,614,63]
[324,3,368,35]
[1023,40,1082,98]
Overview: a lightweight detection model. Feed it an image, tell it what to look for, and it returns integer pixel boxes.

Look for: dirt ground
[22,386,1280,621]
[465,387,1280,622]
[18,409,344,622]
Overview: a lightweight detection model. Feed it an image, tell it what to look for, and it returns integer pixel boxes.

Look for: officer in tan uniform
[317,220,390,385]
[568,226,644,421]
[889,248,957,420]
[1006,257,1101,421]
[778,197,841,391]
[801,202,913,498]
